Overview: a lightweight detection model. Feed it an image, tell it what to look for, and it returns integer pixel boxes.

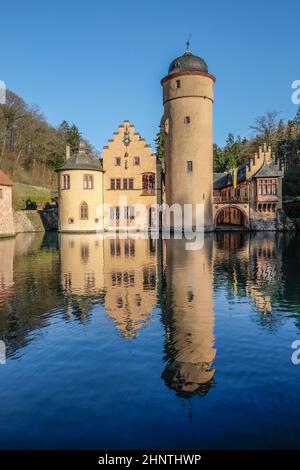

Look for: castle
[57,46,286,233]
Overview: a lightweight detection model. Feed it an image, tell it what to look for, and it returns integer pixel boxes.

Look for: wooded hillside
[0,90,91,189]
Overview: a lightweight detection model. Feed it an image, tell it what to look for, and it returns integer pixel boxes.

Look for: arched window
[142,173,155,195]
[80,202,89,220]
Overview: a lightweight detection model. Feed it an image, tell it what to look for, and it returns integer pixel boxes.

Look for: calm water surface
[0,232,300,449]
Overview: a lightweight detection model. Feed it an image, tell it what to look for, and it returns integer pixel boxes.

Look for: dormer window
[176,80,181,88]
[184,116,191,124]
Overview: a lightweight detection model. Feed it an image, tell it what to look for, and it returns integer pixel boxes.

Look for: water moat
[0,232,300,449]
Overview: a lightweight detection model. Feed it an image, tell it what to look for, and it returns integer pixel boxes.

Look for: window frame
[187,161,193,173]
[62,173,70,190]
[128,178,134,190]
[83,174,94,190]
[79,202,89,220]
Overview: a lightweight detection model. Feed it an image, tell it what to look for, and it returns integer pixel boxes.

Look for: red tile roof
[0,169,13,186]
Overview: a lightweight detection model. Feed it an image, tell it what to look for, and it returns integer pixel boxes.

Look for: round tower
[57,141,104,232]
[161,46,215,230]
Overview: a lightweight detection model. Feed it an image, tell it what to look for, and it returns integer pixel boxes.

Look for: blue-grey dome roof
[59,141,103,172]
[168,50,208,75]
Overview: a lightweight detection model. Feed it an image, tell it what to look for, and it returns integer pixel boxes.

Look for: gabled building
[102,120,157,231]
[57,122,158,233]
[213,144,284,230]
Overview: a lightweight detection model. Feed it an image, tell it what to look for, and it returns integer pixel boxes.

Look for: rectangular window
[115,157,121,166]
[184,116,191,124]
[62,174,70,190]
[129,206,135,219]
[176,80,181,89]
[133,156,140,166]
[263,180,267,195]
[116,179,121,190]
[258,180,262,195]
[187,161,193,173]
[129,178,134,190]
[123,178,128,190]
[0,188,2,198]
[83,174,94,189]
[115,206,120,220]
[110,179,115,190]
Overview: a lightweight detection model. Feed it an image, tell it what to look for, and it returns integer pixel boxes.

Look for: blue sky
[1,0,299,153]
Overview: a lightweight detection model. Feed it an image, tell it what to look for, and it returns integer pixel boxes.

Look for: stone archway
[214,205,248,228]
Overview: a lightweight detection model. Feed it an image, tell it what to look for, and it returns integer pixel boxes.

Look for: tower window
[80,202,89,220]
[83,174,94,189]
[187,161,193,173]
[115,157,121,166]
[62,174,70,190]
[176,80,181,88]
[184,116,191,124]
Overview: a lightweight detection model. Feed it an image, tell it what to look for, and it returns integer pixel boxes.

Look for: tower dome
[168,50,208,75]
[60,140,102,172]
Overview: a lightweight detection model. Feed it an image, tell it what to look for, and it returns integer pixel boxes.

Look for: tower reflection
[160,237,216,397]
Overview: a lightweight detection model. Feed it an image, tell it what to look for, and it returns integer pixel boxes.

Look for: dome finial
[185,34,192,53]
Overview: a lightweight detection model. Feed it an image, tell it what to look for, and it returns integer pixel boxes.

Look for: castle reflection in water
[0,231,299,397]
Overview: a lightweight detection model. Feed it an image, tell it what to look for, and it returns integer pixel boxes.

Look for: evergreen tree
[67,124,81,152]
[293,105,300,124]
[155,116,165,163]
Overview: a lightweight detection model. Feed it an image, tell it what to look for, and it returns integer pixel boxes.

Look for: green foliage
[0,90,88,188]
[213,133,247,172]
[214,109,300,198]
[155,116,165,163]
[12,183,52,210]
[67,124,81,153]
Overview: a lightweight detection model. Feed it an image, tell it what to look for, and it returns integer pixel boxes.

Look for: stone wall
[14,210,45,233]
[0,185,15,237]
[14,209,58,234]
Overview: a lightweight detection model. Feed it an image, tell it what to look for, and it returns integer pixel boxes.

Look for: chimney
[66,144,71,160]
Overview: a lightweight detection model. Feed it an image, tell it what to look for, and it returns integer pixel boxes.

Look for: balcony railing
[142,188,155,196]
[213,196,249,204]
